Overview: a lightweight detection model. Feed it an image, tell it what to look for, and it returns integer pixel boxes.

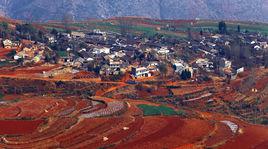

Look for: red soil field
[137,87,169,98]
[0,120,43,135]
[205,122,233,147]
[117,117,214,149]
[255,77,268,90]
[0,106,21,118]
[173,144,197,149]
[219,124,268,149]
[0,65,60,77]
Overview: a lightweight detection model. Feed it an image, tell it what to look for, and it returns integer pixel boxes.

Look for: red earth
[0,120,44,135]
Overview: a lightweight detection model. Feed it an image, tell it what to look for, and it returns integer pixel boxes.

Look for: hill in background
[0,0,267,22]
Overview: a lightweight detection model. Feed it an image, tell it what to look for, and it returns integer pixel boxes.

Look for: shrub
[260,118,268,125]
[0,93,4,99]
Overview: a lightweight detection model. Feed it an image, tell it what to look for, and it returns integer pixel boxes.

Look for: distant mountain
[0,0,267,22]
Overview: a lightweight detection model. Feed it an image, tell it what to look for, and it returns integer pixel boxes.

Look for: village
[1,21,267,83]
[0,19,267,148]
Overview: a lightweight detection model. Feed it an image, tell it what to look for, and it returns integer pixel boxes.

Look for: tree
[6,50,16,58]
[218,21,227,34]
[237,25,241,33]
[51,28,58,36]
[158,63,168,77]
[187,27,192,39]
[203,75,212,82]
[200,29,203,36]
[264,50,268,68]
[186,70,192,79]
[180,70,187,80]
[44,53,53,63]
[0,22,10,39]
[0,22,8,30]
[180,70,191,80]
[17,58,24,65]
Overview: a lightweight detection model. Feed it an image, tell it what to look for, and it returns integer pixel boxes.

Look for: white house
[47,35,57,43]
[196,58,214,70]
[93,47,110,54]
[173,62,185,73]
[131,67,151,78]
[3,39,12,49]
[173,60,193,77]
[109,60,122,69]
[254,45,261,50]
[220,58,232,69]
[93,29,106,35]
[157,47,170,54]
[259,42,268,49]
[71,31,86,38]
[14,55,22,60]
[236,67,245,74]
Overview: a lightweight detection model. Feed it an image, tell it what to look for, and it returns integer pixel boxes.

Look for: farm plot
[0,119,44,135]
[137,104,182,116]
[82,101,127,118]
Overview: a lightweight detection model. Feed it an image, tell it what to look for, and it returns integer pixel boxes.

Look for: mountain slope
[0,0,267,22]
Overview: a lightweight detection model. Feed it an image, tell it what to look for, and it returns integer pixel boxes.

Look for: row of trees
[218,21,241,34]
[16,23,47,43]
[0,21,48,43]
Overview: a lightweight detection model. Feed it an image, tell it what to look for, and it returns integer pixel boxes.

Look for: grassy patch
[46,27,66,32]
[158,105,178,116]
[56,51,68,57]
[137,104,184,116]
[137,104,161,116]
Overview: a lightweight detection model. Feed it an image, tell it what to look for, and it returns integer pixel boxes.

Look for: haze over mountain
[0,0,267,22]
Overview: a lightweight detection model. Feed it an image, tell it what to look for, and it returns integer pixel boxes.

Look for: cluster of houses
[40,28,268,80]
[1,39,53,65]
[1,24,267,81]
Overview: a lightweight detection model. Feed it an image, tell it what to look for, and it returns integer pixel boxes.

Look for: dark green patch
[138,104,184,116]
[56,51,68,57]
[0,93,4,99]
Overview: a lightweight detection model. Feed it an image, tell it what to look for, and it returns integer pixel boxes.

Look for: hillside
[0,0,267,22]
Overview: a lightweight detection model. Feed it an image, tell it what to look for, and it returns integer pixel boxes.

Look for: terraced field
[0,65,267,148]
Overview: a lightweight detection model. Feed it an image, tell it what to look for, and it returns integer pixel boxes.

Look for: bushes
[260,118,268,125]
[0,93,4,99]
[180,70,191,80]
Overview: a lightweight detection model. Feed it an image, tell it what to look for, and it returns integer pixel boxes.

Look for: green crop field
[43,18,268,39]
[193,20,268,34]
[137,104,185,116]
